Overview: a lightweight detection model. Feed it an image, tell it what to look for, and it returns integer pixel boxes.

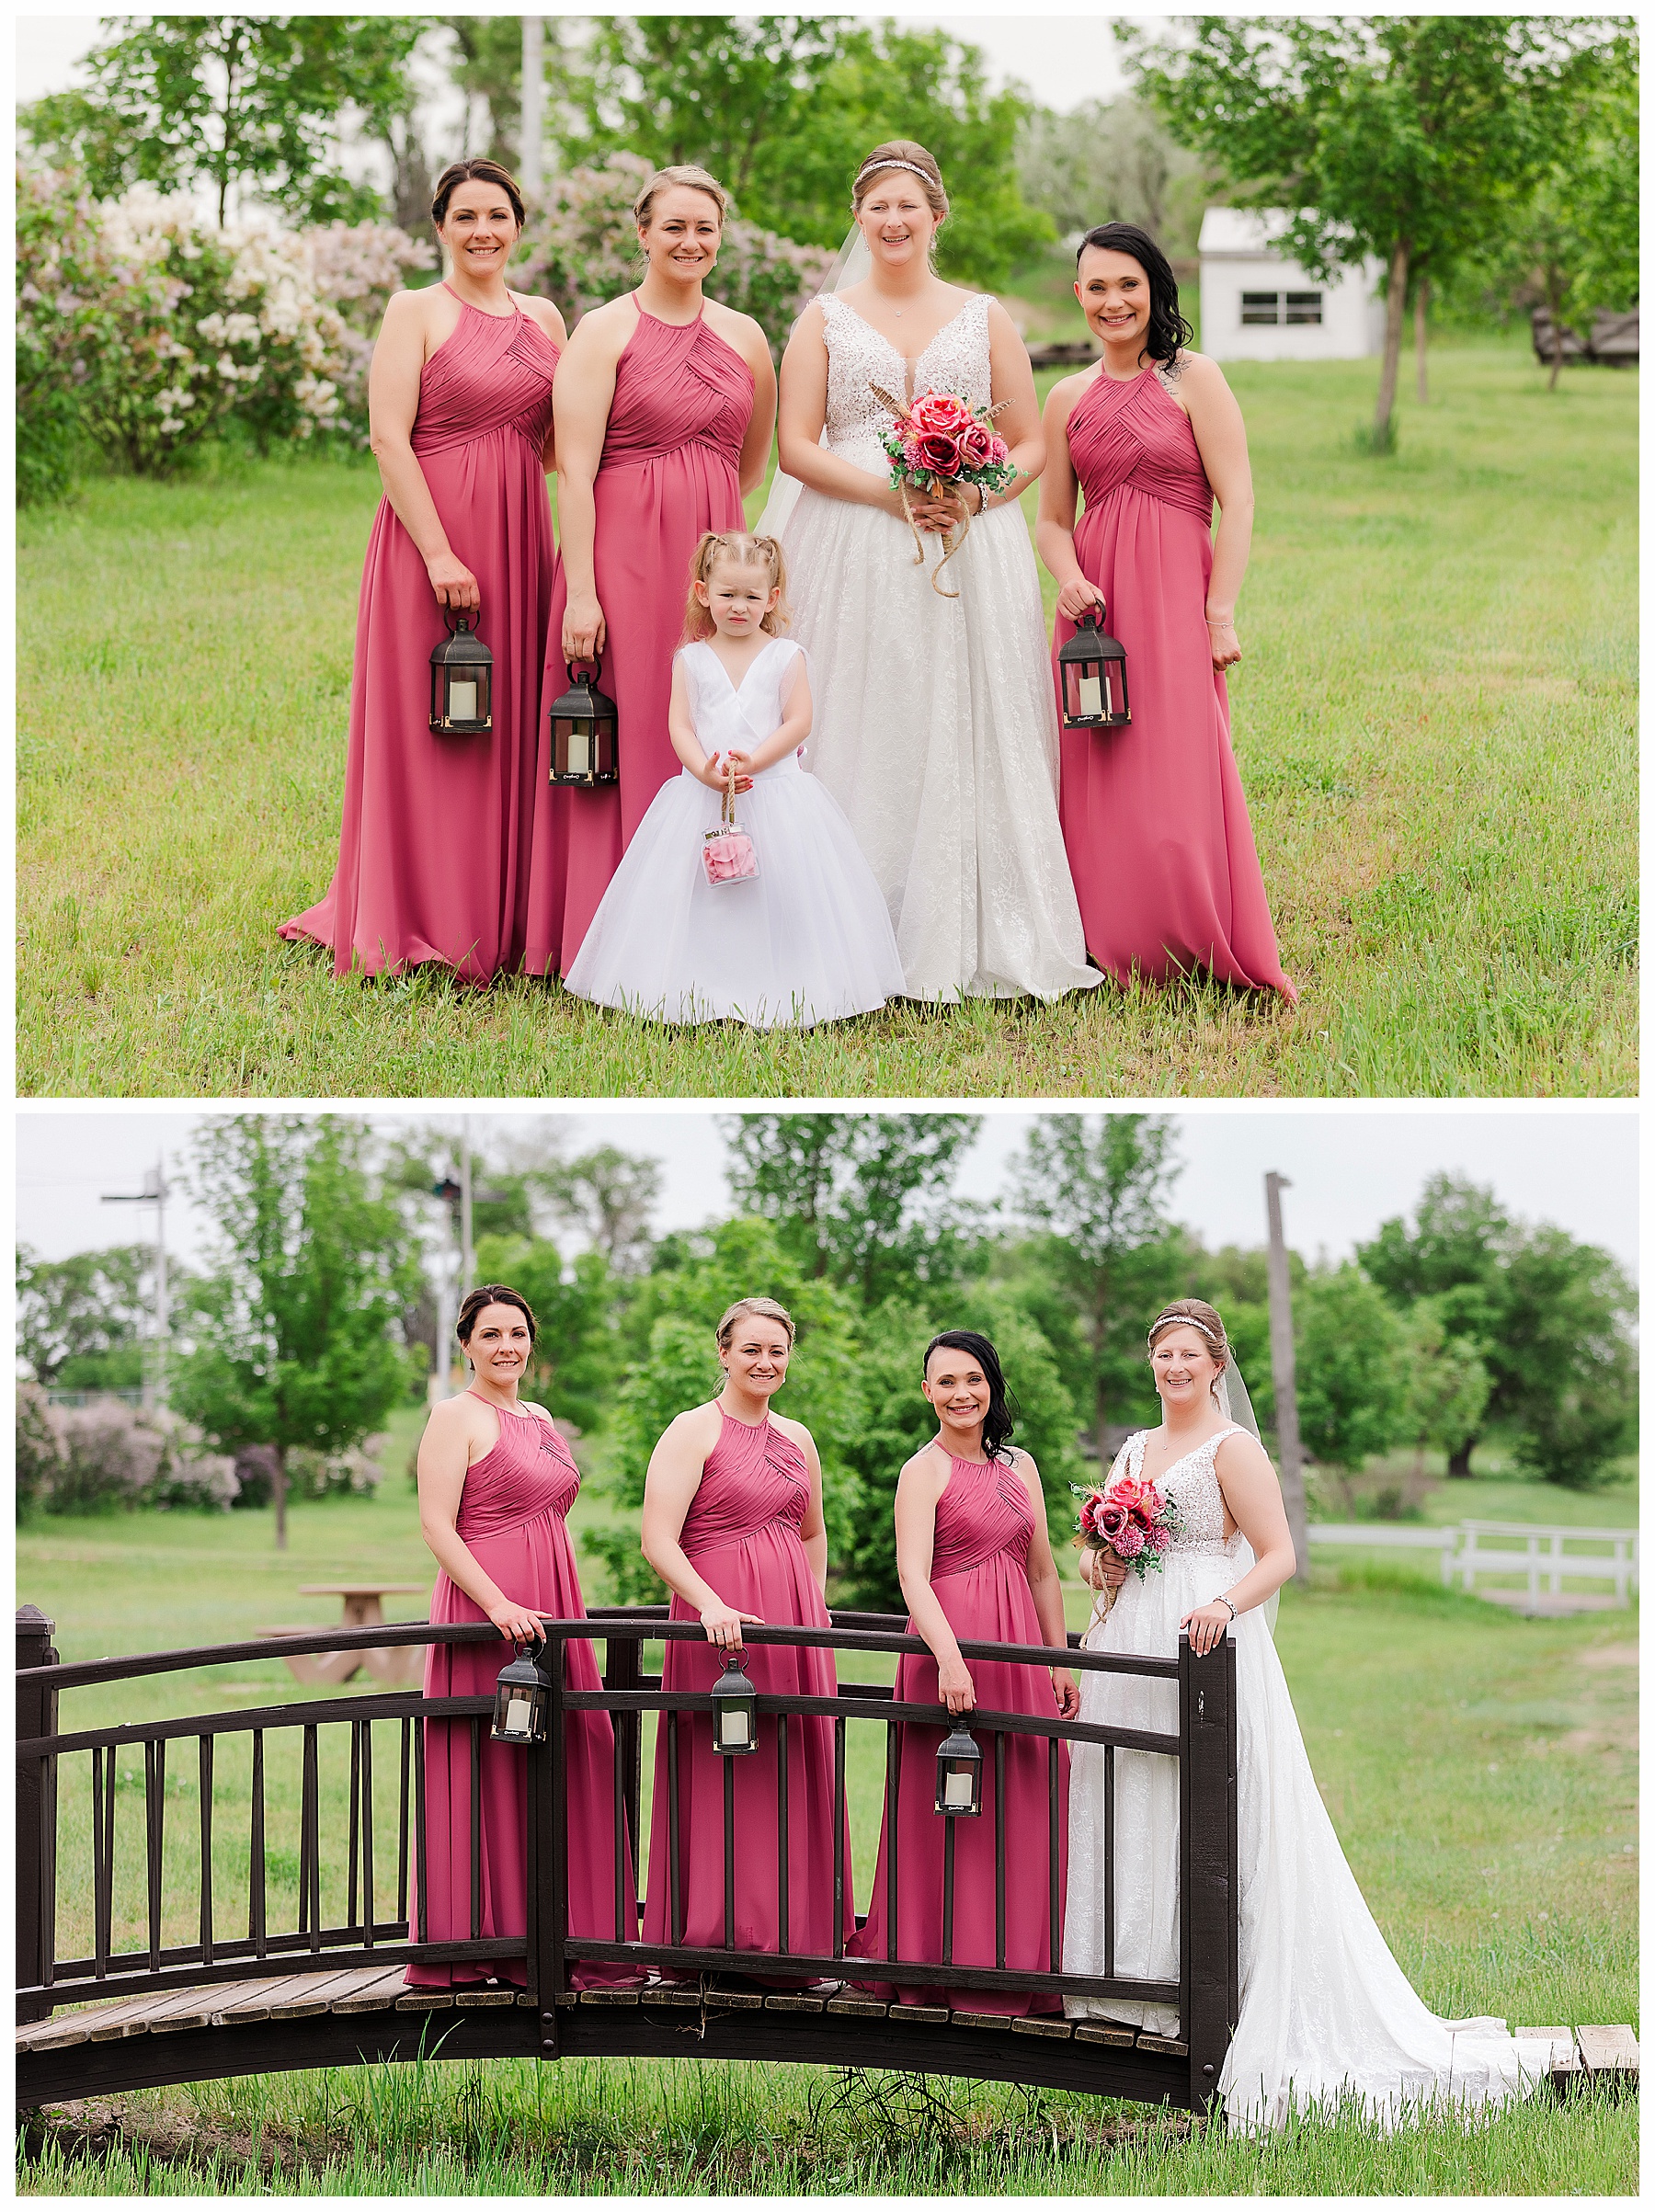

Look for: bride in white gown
[765,140,1101,1004]
[1063,1298,1549,2131]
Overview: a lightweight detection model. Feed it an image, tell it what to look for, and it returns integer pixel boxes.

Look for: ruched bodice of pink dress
[1051,368,1295,999]
[850,1450,1068,2012]
[407,1399,632,1989]
[282,291,560,980]
[641,1409,853,1967]
[526,306,754,975]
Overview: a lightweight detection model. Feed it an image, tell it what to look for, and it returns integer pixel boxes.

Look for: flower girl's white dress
[564,637,905,1028]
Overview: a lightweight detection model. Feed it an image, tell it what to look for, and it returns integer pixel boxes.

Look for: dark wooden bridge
[17,1602,1631,2116]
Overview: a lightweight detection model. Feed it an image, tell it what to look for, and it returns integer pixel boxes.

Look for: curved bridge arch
[16,1605,1238,2114]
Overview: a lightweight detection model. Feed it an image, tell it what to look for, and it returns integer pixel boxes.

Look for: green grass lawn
[17,336,1635,1098]
[16,1444,1638,2193]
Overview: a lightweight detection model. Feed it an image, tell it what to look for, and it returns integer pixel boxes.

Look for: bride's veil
[754,224,869,539]
[1218,1357,1279,1636]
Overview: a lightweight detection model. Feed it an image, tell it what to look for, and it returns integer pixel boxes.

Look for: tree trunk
[274,1444,288,1551]
[1548,275,1567,392]
[1414,276,1429,405]
[1373,240,1410,447]
[1446,1440,1475,1479]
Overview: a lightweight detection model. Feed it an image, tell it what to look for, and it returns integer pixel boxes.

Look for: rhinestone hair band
[1147,1310,1222,1349]
[853,158,939,189]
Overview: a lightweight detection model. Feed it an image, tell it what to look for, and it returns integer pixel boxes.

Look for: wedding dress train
[1062,1427,1549,2130]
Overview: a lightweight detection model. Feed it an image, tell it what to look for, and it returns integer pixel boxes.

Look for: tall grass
[17,338,1635,1097]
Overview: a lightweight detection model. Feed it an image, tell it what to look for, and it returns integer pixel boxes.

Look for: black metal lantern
[935,1722,984,1817]
[710,1651,759,1755]
[547,657,620,787]
[1058,607,1130,729]
[491,1636,553,1746]
[429,610,494,735]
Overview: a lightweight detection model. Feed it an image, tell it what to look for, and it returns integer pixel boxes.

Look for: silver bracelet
[1217,1594,1237,1621]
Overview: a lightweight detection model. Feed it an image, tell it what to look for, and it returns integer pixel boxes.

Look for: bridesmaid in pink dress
[850,1331,1078,2013]
[407,1284,633,1990]
[1039,222,1295,1001]
[638,1297,852,1971]
[524,163,776,975]
[281,160,565,981]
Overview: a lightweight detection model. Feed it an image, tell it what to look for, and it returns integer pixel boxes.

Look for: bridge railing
[16,1603,1238,2109]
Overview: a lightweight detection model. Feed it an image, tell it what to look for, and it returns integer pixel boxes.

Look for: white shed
[1198,208,1385,363]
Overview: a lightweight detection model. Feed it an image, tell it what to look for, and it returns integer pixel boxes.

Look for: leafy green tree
[1017,95,1212,259]
[173,1117,421,1548]
[1010,1115,1186,1464]
[1398,1298,1491,1479]
[470,1233,616,1440]
[534,1145,663,1274]
[587,1216,863,1602]
[721,1112,982,1307]
[1292,1264,1405,1472]
[1128,16,1616,445]
[563,17,1053,287]
[17,1244,152,1392]
[24,15,424,222]
[839,1290,1083,1615]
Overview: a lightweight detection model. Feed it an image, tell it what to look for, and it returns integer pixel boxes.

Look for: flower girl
[564,530,905,1027]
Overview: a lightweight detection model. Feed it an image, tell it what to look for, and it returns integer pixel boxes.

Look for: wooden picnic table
[261,1582,430,1688]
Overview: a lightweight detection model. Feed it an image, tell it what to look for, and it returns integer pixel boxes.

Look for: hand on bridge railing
[699,1601,765,1654]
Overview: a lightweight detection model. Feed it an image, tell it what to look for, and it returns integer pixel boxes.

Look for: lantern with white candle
[1057,606,1130,730]
[491,1636,553,1746]
[547,657,620,787]
[710,1650,759,1756]
[429,610,494,735]
[934,1722,984,1817]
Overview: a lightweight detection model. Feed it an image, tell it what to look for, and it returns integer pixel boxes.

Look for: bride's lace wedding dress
[1063,1427,1549,2131]
[781,292,1101,1003]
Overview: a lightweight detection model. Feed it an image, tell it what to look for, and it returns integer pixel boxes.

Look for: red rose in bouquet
[872,378,1019,597]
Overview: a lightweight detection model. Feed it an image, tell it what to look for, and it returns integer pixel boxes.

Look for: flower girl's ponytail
[682,531,793,641]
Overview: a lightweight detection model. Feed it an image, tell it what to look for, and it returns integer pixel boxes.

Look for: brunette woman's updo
[457,1283,538,1346]
[1076,222,1194,368]
[431,157,526,231]
[924,1329,1019,1464]
[851,140,948,221]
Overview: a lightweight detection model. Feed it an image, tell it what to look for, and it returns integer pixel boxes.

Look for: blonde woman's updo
[851,140,949,221]
[634,164,728,228]
[1147,1298,1230,1386]
[715,1296,796,1351]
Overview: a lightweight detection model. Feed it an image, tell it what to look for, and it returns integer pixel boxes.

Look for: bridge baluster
[248,1730,267,1958]
[468,1717,483,1942]
[994,1729,1006,1969]
[361,1719,376,1948]
[611,1693,630,1944]
[776,1709,790,1956]
[668,1710,682,1946]
[723,1751,736,1949]
[144,1739,165,1975]
[413,1710,428,1946]
[1103,1743,1114,1982]
[16,1605,59,2024]
[198,1735,214,1967]
[832,1716,846,1962]
[942,1801,956,1966]
[91,1747,112,1979]
[299,1725,319,1952]
[1046,1734,1060,1973]
[884,1720,898,1964]
[397,1719,410,1933]
[347,1723,360,1933]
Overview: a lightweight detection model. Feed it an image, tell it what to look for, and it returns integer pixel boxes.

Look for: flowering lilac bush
[15,1386,240,1517]
[515,153,832,359]
[16,160,435,493]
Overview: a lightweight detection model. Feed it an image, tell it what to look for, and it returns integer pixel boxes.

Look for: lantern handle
[1076,603,1104,632]
[511,1617,548,1653]
[568,652,603,684]
[443,606,479,637]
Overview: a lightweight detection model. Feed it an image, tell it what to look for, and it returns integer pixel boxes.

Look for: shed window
[1239,290,1324,326]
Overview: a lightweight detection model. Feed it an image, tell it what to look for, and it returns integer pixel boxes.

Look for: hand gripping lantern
[1057,606,1130,729]
[429,610,494,735]
[547,657,620,786]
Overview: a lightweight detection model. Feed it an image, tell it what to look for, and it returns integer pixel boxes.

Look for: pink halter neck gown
[524,305,754,975]
[641,1408,853,1968]
[281,291,559,980]
[406,1401,632,1989]
[850,1451,1068,2012]
[1051,369,1295,1000]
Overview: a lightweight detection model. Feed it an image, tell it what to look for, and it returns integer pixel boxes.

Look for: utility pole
[1263,1171,1310,1584]
[101,1157,169,1410]
[520,16,544,200]
[460,1117,475,1302]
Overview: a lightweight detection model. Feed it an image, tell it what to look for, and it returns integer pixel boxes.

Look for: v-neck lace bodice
[818,291,992,475]
[1123,1424,1243,1555]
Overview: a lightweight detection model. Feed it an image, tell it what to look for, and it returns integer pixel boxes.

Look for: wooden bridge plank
[394,1988,455,2011]
[1076,2024,1138,2047]
[330,1967,417,2016]
[1522,2026,1580,2081]
[950,2011,1012,2033]
[764,1993,825,2012]
[254,1971,370,2024]
[1136,2033,1188,2057]
[1576,2025,1639,2079]
[454,1987,519,2007]
[826,1995,886,2019]
[1010,2017,1072,2039]
[890,2003,950,2025]
[87,1990,205,2043]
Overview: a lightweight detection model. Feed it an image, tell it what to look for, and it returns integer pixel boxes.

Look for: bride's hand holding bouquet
[872,382,1017,595]
[1073,1472,1181,1622]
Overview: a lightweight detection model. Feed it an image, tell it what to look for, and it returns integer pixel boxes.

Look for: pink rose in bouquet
[872,380,1019,595]
[913,429,963,475]
[1072,1468,1184,1619]
[909,389,973,435]
[987,433,1010,464]
[957,420,994,468]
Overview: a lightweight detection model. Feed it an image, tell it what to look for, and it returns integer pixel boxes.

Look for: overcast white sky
[17,1106,1639,1282]
[17,14,1130,122]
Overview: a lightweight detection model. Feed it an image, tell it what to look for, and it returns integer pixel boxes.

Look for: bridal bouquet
[1073,1475,1181,1621]
[870,382,1016,598]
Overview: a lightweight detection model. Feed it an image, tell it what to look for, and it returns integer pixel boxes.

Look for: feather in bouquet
[869,382,1016,599]
[1071,1473,1182,1625]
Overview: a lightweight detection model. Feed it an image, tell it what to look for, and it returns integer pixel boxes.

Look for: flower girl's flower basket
[702,754,759,887]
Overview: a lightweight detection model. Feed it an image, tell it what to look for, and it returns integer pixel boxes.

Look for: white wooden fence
[1308,1521,1639,1608]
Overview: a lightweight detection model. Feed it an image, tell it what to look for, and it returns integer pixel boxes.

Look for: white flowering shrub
[16,160,435,489]
[14,1389,240,1518]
